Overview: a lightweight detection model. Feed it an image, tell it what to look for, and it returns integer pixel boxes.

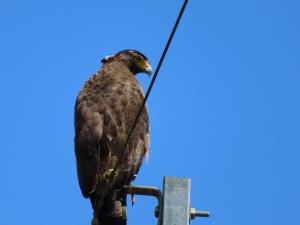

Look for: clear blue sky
[0,0,299,225]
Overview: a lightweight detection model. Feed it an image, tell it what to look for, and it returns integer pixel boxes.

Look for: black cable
[122,0,189,153]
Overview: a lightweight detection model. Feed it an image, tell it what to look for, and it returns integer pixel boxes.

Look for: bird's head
[101,49,152,76]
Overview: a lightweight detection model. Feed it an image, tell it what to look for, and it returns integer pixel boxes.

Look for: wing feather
[74,61,149,199]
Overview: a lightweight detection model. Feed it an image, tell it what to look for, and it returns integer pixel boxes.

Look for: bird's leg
[121,188,127,220]
[103,169,115,182]
[110,189,127,225]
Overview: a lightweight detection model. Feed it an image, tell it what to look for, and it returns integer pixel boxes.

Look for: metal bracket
[124,185,163,225]
[124,176,209,225]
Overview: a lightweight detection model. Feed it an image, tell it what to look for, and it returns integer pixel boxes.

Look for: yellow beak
[144,61,152,76]
[137,60,152,76]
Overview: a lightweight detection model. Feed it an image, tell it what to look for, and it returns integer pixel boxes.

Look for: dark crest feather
[101,49,148,64]
[117,49,148,60]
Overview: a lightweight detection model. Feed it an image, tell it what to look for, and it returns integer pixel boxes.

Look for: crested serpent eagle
[74,50,152,225]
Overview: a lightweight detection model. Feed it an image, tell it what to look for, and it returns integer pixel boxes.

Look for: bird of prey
[74,50,152,225]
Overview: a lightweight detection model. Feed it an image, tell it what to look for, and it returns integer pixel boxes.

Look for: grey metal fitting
[155,206,159,218]
[190,208,210,219]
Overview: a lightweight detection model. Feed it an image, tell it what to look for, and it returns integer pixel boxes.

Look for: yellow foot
[103,169,115,182]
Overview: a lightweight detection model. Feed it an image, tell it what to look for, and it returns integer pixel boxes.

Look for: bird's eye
[134,56,141,62]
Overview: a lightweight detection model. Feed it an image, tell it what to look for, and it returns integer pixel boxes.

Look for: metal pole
[124,176,209,225]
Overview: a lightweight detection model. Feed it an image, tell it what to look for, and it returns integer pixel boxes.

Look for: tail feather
[91,190,127,225]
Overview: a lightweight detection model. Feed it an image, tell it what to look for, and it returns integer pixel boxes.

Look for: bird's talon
[131,193,135,207]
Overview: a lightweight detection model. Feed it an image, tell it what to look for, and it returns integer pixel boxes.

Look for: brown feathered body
[74,53,150,225]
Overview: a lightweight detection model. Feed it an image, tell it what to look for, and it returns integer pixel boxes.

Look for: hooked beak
[144,61,152,76]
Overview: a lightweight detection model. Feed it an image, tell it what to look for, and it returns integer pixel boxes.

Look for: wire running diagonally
[122,0,189,155]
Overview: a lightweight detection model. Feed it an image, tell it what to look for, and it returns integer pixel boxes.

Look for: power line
[122,0,189,153]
